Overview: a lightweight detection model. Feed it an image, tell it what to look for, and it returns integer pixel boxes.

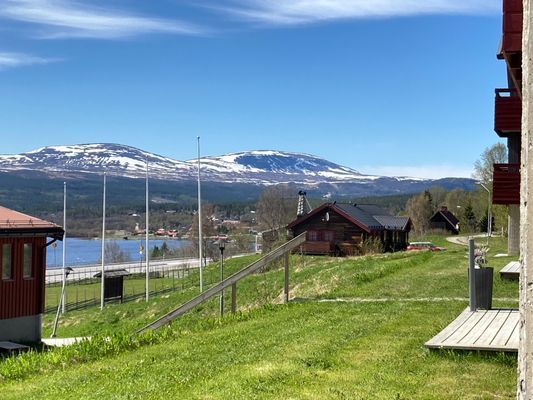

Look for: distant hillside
[0,143,476,216]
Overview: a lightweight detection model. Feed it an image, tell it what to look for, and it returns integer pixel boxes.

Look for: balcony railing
[493,163,520,205]
[494,89,521,135]
[502,0,523,54]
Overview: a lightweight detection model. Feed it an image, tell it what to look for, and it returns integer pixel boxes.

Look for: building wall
[0,236,46,321]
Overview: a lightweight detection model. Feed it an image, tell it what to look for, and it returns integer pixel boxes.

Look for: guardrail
[137,232,307,333]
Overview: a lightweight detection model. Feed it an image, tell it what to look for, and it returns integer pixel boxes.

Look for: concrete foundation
[0,314,42,343]
[509,204,520,256]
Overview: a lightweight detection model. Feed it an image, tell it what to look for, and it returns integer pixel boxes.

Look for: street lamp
[219,238,226,316]
[477,182,492,245]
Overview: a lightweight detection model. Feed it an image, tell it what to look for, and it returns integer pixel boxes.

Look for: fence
[44,256,234,314]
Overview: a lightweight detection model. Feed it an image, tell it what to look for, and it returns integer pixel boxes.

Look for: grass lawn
[0,234,519,399]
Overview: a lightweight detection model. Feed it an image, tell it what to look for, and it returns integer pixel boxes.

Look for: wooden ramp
[425,308,519,352]
[500,261,520,280]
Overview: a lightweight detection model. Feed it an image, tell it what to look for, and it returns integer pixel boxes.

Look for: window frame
[1,243,13,281]
[23,242,33,280]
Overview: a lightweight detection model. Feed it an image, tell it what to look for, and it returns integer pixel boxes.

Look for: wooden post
[284,253,289,303]
[231,283,237,314]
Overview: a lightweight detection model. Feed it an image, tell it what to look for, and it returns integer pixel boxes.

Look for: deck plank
[500,261,520,279]
[425,308,518,352]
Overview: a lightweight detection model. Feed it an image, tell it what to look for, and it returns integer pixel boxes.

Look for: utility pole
[145,158,150,302]
[197,136,204,292]
[61,181,67,314]
[100,172,106,311]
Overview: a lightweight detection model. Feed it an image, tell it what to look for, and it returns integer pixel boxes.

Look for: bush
[361,237,384,255]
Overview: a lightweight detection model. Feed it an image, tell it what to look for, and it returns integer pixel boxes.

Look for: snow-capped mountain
[0,144,381,184]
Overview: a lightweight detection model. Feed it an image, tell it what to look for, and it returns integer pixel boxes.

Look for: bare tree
[473,143,508,186]
[405,192,433,236]
[256,185,296,234]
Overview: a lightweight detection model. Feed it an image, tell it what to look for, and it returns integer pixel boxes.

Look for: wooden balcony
[494,89,521,136]
[493,163,520,205]
[502,0,523,54]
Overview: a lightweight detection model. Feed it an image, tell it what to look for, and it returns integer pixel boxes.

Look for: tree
[256,185,296,234]
[473,143,508,186]
[100,242,130,264]
[462,199,477,233]
[405,192,433,235]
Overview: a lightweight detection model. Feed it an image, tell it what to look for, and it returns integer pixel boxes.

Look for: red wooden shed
[0,206,63,343]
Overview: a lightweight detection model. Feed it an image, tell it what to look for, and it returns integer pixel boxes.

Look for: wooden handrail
[136,232,307,333]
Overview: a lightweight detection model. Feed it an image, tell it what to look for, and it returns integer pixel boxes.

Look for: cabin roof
[431,209,459,227]
[288,202,411,232]
[0,205,64,239]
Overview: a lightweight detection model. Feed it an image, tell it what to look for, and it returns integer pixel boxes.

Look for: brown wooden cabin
[0,206,63,343]
[430,206,460,235]
[287,203,411,256]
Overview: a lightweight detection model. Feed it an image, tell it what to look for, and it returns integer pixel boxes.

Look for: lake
[46,237,193,268]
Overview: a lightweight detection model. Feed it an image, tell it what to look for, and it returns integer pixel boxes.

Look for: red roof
[0,206,63,237]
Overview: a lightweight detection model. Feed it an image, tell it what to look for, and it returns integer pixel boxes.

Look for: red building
[0,206,63,342]
[494,0,523,255]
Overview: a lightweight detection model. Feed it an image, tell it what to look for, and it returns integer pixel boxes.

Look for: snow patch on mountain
[0,143,421,185]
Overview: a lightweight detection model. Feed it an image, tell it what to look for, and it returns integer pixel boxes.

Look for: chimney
[297,191,307,217]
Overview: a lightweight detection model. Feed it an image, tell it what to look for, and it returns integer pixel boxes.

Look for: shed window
[2,244,12,280]
[307,231,318,241]
[323,231,335,242]
[23,243,33,279]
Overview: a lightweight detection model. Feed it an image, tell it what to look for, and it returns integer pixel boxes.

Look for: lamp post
[477,182,492,245]
[219,238,225,316]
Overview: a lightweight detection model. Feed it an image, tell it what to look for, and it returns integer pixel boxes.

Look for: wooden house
[0,206,63,343]
[430,206,460,235]
[287,203,411,256]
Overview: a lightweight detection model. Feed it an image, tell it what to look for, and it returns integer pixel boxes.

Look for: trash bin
[474,267,493,310]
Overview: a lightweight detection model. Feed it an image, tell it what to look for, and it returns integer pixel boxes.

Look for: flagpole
[100,172,106,311]
[61,181,67,314]
[145,158,150,302]
[197,136,203,292]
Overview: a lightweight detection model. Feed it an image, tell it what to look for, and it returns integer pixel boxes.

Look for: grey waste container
[474,267,493,310]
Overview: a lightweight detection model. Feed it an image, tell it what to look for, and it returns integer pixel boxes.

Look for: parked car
[406,242,445,251]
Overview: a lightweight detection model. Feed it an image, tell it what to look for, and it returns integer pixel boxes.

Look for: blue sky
[0,0,506,178]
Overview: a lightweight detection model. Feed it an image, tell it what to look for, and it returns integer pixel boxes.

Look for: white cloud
[220,0,500,25]
[0,51,59,69]
[359,164,473,180]
[0,0,206,39]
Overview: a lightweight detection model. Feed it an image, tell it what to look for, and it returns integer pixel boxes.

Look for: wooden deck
[500,261,520,280]
[425,308,519,352]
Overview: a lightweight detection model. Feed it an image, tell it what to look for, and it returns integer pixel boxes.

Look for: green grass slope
[0,235,519,399]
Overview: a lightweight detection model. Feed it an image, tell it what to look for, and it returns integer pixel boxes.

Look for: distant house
[0,206,63,343]
[287,203,411,256]
[429,206,460,235]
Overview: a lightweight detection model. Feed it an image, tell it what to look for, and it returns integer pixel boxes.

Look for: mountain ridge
[0,143,448,184]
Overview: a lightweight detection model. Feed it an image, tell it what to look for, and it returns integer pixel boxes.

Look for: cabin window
[307,231,318,241]
[23,243,33,279]
[322,231,335,242]
[2,244,12,280]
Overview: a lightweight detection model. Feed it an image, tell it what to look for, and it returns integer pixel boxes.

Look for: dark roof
[94,269,130,278]
[431,209,459,227]
[288,202,411,232]
[374,215,411,231]
[334,203,386,230]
